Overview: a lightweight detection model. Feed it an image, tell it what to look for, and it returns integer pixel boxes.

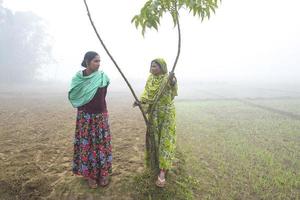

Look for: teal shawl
[68,70,110,108]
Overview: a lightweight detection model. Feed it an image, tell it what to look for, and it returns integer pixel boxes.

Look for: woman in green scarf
[134,58,178,187]
[68,51,112,188]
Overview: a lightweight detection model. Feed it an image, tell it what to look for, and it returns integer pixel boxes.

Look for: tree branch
[83,0,149,126]
[149,8,181,117]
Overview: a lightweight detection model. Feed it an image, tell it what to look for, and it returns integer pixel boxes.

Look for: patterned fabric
[150,90,176,170]
[68,70,110,108]
[72,110,112,180]
[141,58,177,107]
[140,58,177,170]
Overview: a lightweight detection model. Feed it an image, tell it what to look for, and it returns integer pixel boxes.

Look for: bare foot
[156,170,166,188]
[88,178,98,189]
[99,176,110,187]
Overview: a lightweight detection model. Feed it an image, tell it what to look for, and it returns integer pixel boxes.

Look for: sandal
[99,176,110,187]
[88,178,98,189]
[155,176,166,188]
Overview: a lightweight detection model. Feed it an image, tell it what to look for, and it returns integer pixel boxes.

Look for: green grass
[175,99,300,199]
[248,98,300,115]
[128,150,199,200]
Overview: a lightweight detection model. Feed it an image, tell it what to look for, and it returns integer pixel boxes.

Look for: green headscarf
[140,58,178,105]
[68,70,110,108]
[151,58,168,74]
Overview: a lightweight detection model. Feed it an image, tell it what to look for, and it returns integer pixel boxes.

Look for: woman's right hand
[169,72,177,86]
[132,100,140,108]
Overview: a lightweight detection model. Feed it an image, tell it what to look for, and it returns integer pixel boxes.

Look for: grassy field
[0,86,299,199]
[176,100,300,199]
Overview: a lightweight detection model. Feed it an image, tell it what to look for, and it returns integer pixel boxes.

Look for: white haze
[2,0,300,98]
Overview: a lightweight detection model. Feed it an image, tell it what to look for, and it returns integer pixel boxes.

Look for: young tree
[83,0,220,171]
[131,0,220,170]
[83,0,149,125]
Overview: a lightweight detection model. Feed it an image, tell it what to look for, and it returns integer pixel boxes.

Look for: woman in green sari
[134,58,178,187]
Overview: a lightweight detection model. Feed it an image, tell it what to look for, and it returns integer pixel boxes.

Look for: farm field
[0,85,299,199]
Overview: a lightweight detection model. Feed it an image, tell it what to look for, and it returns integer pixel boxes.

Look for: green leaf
[135,18,139,28]
[131,15,137,23]
[131,0,221,36]
[153,21,158,30]
[192,7,197,16]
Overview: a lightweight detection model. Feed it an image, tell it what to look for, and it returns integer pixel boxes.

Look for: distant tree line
[0,3,53,83]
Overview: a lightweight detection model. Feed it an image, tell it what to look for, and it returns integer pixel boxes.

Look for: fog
[1,0,300,99]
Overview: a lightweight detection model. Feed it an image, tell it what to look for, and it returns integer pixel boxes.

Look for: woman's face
[87,55,100,72]
[150,62,161,75]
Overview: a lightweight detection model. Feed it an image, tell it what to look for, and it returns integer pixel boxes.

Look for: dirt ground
[0,90,146,200]
[1,84,299,200]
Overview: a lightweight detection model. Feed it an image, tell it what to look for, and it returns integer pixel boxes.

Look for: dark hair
[81,51,99,68]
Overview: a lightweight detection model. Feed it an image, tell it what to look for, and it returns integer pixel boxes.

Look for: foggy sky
[2,0,300,85]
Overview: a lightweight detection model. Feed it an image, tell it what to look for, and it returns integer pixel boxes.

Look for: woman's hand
[169,72,177,86]
[132,100,140,108]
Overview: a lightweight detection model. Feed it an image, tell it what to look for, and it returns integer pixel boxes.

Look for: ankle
[159,170,165,179]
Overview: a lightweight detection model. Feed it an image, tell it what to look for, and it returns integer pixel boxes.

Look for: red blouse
[77,70,108,114]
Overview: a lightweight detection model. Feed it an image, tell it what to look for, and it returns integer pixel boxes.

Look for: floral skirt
[72,110,112,180]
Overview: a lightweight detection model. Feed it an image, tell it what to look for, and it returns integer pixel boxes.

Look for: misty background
[1,0,300,99]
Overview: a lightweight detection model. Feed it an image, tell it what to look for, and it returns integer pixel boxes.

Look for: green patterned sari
[140,58,178,170]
